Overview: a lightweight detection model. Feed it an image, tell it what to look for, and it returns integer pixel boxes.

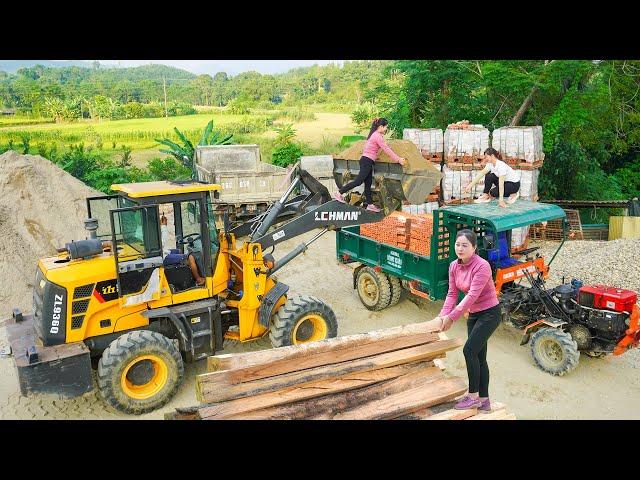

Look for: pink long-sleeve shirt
[362,131,402,162]
[439,254,499,322]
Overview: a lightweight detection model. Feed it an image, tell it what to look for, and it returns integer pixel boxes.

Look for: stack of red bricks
[407,214,433,256]
[360,212,411,249]
[361,212,433,257]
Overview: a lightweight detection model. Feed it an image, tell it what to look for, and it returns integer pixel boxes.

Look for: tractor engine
[552,282,636,352]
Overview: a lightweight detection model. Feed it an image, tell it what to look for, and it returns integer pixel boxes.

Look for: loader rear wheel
[270,295,338,347]
[388,274,402,307]
[356,267,392,311]
[97,330,184,414]
[530,328,579,376]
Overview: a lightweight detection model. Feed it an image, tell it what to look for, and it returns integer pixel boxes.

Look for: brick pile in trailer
[360,211,434,257]
[166,322,516,420]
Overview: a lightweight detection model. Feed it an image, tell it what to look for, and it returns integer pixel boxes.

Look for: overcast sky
[95,60,345,76]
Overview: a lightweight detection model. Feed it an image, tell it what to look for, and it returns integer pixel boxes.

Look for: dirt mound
[0,151,101,317]
[337,139,437,173]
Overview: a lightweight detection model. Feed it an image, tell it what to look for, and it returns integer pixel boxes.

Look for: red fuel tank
[578,285,637,313]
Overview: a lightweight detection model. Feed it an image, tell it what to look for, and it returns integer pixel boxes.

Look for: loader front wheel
[530,328,579,376]
[97,330,184,414]
[270,295,338,347]
[356,267,392,311]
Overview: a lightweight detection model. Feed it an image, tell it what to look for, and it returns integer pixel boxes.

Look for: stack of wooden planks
[167,322,515,420]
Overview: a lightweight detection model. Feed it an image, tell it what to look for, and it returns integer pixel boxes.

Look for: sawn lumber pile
[167,322,515,420]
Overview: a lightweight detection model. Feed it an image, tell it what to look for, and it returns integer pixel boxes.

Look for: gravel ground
[533,238,640,295]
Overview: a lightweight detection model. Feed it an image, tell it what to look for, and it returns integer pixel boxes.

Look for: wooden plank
[330,376,468,420]
[198,339,461,403]
[165,406,200,420]
[208,321,443,371]
[201,331,441,388]
[428,401,506,420]
[433,358,446,370]
[427,408,478,420]
[466,404,509,420]
[395,408,434,420]
[198,363,443,420]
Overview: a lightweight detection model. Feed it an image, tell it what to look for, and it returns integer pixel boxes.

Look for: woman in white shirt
[464,148,521,208]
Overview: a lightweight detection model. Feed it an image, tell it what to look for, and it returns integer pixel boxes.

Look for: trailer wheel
[530,328,579,376]
[270,295,338,347]
[97,330,184,414]
[356,267,392,311]
[388,274,402,307]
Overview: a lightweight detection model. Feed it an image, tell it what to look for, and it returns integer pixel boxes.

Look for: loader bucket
[333,140,443,215]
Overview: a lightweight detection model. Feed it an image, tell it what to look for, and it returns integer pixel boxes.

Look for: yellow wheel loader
[3,155,440,414]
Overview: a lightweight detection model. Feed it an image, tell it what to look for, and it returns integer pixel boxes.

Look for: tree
[155,120,233,178]
[90,95,116,120]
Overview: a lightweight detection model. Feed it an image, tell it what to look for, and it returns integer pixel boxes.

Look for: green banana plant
[155,120,233,178]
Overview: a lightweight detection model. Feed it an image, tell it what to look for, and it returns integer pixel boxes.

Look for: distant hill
[0,60,90,73]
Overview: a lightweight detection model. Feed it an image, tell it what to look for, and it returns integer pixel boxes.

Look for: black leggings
[339,156,375,204]
[463,304,501,398]
[484,172,520,198]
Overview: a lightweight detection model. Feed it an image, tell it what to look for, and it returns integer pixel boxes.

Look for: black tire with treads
[356,267,392,311]
[387,274,402,307]
[97,330,184,415]
[270,295,338,347]
[530,328,579,376]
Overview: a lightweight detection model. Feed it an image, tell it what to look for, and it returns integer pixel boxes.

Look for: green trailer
[336,200,567,311]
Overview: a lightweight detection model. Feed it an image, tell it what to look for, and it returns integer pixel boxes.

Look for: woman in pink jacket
[426,229,501,411]
[333,117,405,212]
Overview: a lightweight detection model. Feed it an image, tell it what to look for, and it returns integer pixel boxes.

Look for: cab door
[109,204,165,307]
[87,195,133,240]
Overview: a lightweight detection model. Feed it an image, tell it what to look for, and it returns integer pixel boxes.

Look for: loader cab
[89,181,222,303]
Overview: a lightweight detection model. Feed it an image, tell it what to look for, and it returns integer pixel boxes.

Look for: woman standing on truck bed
[426,229,501,411]
[333,117,406,212]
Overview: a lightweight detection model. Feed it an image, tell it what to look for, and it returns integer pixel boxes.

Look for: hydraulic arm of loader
[232,165,385,275]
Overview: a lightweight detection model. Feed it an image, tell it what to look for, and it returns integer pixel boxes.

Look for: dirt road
[1,231,639,419]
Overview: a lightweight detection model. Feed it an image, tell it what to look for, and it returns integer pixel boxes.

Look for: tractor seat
[486,232,521,269]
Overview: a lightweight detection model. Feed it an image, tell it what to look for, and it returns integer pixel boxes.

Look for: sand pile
[337,139,440,174]
[0,151,102,317]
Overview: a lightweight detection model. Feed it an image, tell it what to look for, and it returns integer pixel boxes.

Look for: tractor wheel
[530,328,579,376]
[97,330,184,415]
[270,295,338,347]
[388,274,402,307]
[356,267,392,311]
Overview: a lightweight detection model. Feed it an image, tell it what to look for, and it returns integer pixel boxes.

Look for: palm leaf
[158,149,181,159]
[174,127,194,153]
[199,120,214,146]
[154,138,184,152]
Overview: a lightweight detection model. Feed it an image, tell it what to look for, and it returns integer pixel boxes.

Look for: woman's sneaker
[332,191,345,203]
[507,191,520,204]
[474,195,492,204]
[478,398,492,411]
[366,204,381,212]
[454,395,483,410]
